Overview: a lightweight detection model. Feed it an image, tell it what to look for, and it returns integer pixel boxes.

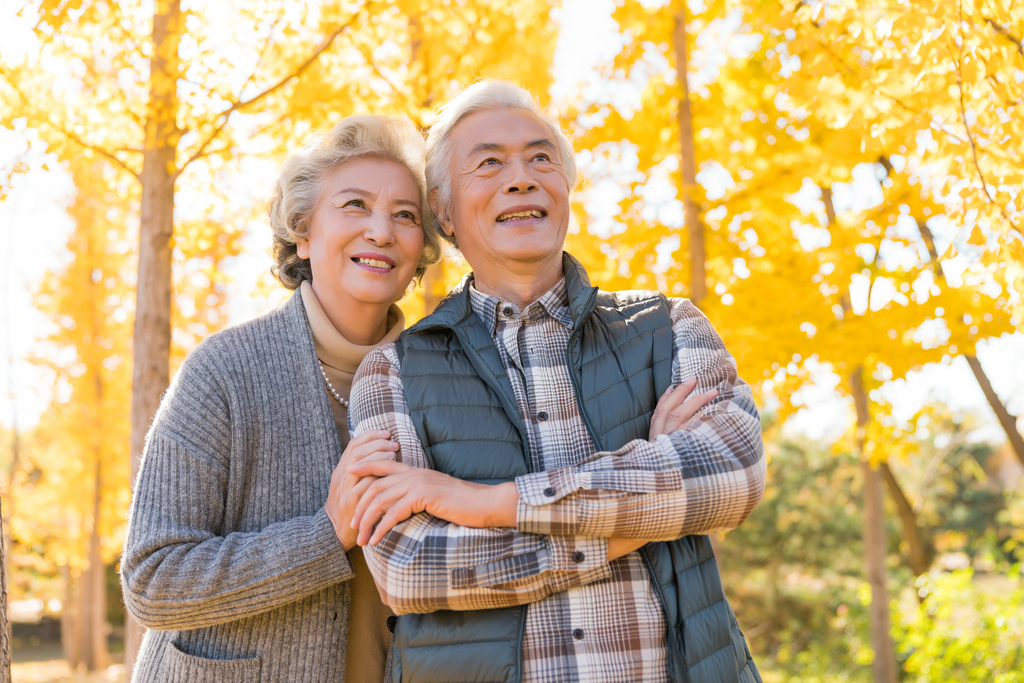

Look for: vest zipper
[566,331,603,452]
[639,546,687,683]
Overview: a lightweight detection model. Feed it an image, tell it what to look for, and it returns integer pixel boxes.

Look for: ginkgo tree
[563,1,1018,681]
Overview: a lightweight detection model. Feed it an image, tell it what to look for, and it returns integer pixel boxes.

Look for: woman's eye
[532,153,551,162]
[396,210,419,222]
[344,199,366,209]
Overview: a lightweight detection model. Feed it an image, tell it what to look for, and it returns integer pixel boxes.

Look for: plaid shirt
[349,276,766,683]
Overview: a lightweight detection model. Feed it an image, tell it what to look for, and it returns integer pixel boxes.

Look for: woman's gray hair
[269,115,441,289]
[424,81,577,247]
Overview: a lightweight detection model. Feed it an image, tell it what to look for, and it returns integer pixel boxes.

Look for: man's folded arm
[514,298,767,540]
[349,345,612,614]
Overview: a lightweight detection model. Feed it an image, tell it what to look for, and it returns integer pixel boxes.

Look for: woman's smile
[297,156,425,332]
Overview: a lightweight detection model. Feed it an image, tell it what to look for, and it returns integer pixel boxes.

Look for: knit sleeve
[120,340,353,631]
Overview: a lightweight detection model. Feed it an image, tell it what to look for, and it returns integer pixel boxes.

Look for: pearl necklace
[318,361,349,408]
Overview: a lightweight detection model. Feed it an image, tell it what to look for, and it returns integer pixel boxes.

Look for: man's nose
[503,157,537,194]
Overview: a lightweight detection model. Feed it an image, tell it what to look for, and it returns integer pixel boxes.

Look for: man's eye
[532,153,551,162]
[481,158,500,166]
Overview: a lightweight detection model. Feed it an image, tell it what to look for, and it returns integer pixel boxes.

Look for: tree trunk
[77,461,108,671]
[880,462,931,575]
[0,494,11,683]
[851,367,898,683]
[125,0,182,675]
[965,353,1024,467]
[673,7,705,305]
[4,322,19,588]
[61,564,78,667]
[822,186,837,226]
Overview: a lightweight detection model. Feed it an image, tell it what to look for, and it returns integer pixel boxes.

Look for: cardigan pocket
[158,641,261,683]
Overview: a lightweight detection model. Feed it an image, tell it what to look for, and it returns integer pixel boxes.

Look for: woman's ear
[296,238,310,259]
[429,189,454,238]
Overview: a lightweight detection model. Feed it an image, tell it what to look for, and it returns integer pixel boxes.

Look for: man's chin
[489,240,564,265]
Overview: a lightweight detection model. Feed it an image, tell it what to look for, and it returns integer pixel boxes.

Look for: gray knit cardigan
[122,291,356,683]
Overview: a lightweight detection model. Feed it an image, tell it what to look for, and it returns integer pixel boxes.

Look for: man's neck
[472,255,564,310]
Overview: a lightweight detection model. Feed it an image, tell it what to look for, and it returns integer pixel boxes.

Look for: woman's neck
[309,281,390,347]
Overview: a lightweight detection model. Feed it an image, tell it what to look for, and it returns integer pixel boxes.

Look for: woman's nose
[364,212,396,246]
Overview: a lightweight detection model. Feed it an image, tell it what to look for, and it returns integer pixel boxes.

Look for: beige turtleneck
[300,281,403,683]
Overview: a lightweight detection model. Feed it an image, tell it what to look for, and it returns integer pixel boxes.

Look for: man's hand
[605,380,718,557]
[347,459,519,546]
[649,377,718,439]
[325,430,399,551]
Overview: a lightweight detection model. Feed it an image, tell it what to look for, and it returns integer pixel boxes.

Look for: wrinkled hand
[347,459,519,546]
[325,430,399,551]
[649,377,718,439]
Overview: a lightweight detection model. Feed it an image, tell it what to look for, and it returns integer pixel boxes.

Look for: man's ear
[429,189,455,238]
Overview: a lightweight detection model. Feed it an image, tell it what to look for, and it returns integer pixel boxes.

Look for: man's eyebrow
[468,138,558,156]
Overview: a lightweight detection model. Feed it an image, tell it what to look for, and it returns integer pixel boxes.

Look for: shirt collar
[468,277,573,336]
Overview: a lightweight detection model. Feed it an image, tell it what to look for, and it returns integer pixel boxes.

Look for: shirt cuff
[516,468,579,506]
[448,536,607,590]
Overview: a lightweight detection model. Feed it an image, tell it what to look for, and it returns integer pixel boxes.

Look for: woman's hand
[346,459,519,546]
[325,430,400,551]
[649,377,718,439]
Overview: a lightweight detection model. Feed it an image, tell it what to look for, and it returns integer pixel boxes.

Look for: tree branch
[984,17,1024,54]
[59,126,142,181]
[176,1,376,177]
[951,15,1022,240]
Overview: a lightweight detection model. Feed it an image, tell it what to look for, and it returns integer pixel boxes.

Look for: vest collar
[410,251,599,335]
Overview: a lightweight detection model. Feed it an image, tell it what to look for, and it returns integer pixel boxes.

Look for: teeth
[356,258,393,269]
[497,210,543,222]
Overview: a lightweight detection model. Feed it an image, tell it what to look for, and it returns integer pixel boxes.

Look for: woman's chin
[342,282,408,308]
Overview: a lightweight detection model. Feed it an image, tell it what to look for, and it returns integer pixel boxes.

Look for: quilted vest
[392,253,761,683]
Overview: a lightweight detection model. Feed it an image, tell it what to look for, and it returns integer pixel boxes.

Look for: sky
[1,0,1023,447]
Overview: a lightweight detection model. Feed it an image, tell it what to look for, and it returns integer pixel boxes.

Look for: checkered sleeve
[514,298,766,539]
[349,344,611,615]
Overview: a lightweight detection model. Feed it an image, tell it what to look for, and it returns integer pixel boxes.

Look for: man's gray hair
[425,80,577,247]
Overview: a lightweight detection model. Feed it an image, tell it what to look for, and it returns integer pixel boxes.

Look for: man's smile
[496,208,547,223]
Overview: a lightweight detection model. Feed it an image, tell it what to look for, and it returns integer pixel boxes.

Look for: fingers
[348,458,410,478]
[650,378,697,437]
[650,378,720,439]
[350,462,414,529]
[339,430,399,467]
[355,480,417,546]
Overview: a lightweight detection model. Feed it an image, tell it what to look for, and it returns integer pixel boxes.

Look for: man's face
[439,107,571,277]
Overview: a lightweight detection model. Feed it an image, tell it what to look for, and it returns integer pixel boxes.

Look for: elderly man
[347,80,766,683]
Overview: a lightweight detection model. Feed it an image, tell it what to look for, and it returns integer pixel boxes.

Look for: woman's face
[298,156,424,310]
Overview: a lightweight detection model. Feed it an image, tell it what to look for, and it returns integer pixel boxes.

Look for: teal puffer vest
[392,254,761,683]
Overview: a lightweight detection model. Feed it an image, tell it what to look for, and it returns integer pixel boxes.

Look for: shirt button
[502,306,513,316]
[543,487,555,497]
[573,628,584,640]
[572,551,585,563]
[537,411,549,421]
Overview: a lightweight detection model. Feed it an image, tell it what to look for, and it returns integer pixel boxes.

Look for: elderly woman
[121,115,441,682]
